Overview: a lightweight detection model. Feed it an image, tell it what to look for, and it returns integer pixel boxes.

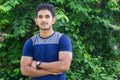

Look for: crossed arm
[20,51,72,77]
[20,56,51,77]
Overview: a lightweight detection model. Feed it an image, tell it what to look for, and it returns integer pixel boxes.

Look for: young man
[20,3,72,80]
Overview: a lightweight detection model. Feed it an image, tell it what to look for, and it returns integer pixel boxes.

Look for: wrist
[36,61,42,69]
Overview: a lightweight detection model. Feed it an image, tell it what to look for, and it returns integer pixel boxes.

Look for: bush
[0,0,120,80]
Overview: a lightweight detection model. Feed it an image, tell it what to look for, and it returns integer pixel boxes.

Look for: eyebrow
[38,14,50,17]
[38,14,50,16]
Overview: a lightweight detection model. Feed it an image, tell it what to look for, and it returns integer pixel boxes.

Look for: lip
[41,23,48,26]
[41,22,47,24]
[42,24,47,26]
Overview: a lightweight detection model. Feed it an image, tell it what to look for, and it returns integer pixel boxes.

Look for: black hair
[36,3,55,18]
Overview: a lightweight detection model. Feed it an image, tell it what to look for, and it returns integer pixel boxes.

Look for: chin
[40,27,51,30]
[40,28,51,31]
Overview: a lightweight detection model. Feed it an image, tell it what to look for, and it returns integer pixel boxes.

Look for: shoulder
[54,32,63,38]
[23,34,39,46]
[54,32,70,39]
[31,34,39,41]
[56,32,71,45]
[29,34,39,45]
[59,34,71,41]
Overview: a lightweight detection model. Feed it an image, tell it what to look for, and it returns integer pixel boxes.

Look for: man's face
[35,9,55,30]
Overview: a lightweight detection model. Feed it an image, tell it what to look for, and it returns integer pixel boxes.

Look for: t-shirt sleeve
[59,34,72,52]
[22,39,34,57]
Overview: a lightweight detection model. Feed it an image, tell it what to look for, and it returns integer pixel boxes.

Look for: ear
[35,18,37,25]
[52,18,56,24]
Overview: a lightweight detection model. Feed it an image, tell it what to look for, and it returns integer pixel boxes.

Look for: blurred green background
[0,0,120,80]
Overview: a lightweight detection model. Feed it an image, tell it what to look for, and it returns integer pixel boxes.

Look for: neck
[40,29,54,38]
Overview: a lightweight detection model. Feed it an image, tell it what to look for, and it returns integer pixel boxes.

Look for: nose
[42,17,46,21]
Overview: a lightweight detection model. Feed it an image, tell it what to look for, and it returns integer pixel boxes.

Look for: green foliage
[0,0,120,80]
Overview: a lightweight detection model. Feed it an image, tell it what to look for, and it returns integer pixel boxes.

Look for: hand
[31,60,36,68]
[51,72,62,75]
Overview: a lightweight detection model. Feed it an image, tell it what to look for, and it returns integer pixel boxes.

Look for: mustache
[41,22,48,25]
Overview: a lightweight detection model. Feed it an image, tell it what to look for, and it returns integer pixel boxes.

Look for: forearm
[31,52,72,73]
[40,60,69,73]
[21,65,51,77]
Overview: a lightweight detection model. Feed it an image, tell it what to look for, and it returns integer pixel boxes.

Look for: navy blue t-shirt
[22,32,72,80]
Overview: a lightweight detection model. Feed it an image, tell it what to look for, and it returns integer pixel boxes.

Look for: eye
[45,15,50,18]
[38,15,43,18]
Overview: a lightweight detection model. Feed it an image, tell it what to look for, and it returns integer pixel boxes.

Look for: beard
[40,26,51,31]
[38,22,52,31]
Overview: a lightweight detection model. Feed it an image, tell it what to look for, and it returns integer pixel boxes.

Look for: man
[20,3,72,80]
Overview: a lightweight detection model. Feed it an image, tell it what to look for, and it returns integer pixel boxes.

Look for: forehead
[38,9,52,16]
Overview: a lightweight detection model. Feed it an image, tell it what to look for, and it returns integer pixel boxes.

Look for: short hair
[36,3,55,18]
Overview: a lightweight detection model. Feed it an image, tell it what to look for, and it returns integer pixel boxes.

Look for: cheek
[48,20,53,24]
[36,20,42,24]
